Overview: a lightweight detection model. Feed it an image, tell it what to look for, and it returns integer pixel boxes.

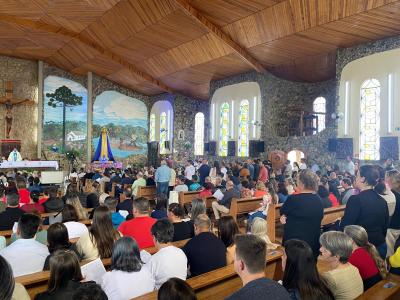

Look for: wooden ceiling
[0,0,400,99]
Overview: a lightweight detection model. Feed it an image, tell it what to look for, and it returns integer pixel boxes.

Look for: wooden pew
[228,197,264,221]
[137,186,156,200]
[40,208,93,219]
[16,239,190,299]
[134,249,284,300]
[179,191,201,206]
[201,196,216,209]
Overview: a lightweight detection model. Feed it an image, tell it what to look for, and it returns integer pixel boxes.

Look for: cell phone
[383,282,396,289]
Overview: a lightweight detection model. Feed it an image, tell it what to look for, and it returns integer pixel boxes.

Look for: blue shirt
[111,212,125,229]
[155,165,171,183]
[189,183,201,191]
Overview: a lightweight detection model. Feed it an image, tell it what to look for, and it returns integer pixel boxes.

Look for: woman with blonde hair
[66,196,88,220]
[251,217,279,250]
[386,169,400,257]
[344,225,386,290]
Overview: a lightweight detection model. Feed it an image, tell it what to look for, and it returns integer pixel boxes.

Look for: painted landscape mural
[93,91,148,165]
[43,76,87,161]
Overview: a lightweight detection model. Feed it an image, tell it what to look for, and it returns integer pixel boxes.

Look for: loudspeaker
[228,141,236,156]
[257,141,265,153]
[249,140,259,158]
[380,137,399,160]
[209,141,216,156]
[328,138,337,152]
[204,142,210,152]
[164,141,170,150]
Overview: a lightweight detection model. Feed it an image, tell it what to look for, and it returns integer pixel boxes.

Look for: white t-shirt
[147,246,187,289]
[185,165,196,180]
[64,221,89,239]
[299,163,307,170]
[102,268,155,300]
[174,184,188,193]
[0,238,49,277]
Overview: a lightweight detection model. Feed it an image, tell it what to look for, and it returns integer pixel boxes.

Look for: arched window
[360,79,380,160]
[160,112,167,154]
[149,113,156,142]
[194,112,204,155]
[313,97,326,133]
[238,99,249,157]
[219,102,230,156]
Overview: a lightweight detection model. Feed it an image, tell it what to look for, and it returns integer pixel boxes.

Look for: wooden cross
[0,81,35,139]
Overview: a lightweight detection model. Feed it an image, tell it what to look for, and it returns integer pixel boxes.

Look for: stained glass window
[238,99,249,157]
[219,102,229,156]
[149,113,156,142]
[313,97,326,133]
[194,112,204,155]
[360,79,380,160]
[160,112,167,154]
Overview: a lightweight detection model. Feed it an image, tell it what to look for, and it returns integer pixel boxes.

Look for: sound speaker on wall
[228,141,236,156]
[328,138,337,152]
[204,142,210,152]
[164,141,170,150]
[328,138,353,159]
[257,141,265,153]
[209,141,216,156]
[380,137,399,160]
[249,140,259,158]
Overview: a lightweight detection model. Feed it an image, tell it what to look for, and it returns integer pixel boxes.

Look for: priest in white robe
[8,148,22,162]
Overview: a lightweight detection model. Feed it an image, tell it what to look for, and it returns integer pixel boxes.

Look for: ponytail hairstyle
[344,225,387,278]
[373,165,387,195]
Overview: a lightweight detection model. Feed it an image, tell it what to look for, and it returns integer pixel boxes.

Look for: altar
[0,160,59,170]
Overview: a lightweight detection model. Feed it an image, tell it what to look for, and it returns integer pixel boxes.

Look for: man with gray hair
[131,172,146,197]
[182,214,226,276]
[155,159,171,196]
[212,180,240,220]
[0,193,23,230]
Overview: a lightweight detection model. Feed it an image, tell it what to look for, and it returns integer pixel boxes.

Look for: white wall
[210,82,261,152]
[338,48,400,158]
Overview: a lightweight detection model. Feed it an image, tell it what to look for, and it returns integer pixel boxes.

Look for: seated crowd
[0,156,400,300]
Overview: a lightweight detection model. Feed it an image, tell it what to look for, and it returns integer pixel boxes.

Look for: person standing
[299,158,307,170]
[280,170,323,258]
[339,165,389,258]
[155,160,171,196]
[198,159,211,186]
[185,161,196,181]
[225,234,290,300]
[344,156,355,176]
[258,160,268,184]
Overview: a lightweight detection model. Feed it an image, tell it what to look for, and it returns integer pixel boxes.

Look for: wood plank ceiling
[0,0,400,99]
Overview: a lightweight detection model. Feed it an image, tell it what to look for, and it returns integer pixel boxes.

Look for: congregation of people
[1,155,400,300]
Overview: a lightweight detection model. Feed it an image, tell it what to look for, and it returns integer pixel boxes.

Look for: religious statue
[0,81,35,139]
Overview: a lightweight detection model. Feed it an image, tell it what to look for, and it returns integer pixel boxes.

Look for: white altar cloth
[0,161,59,170]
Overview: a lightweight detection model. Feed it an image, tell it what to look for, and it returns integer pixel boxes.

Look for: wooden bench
[134,249,284,300]
[137,186,156,200]
[179,191,201,206]
[40,208,93,219]
[16,238,190,299]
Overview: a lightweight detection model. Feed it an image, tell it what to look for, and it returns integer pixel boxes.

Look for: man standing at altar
[8,148,22,162]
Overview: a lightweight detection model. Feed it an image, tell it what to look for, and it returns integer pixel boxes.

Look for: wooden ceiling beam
[171,0,266,73]
[0,13,174,93]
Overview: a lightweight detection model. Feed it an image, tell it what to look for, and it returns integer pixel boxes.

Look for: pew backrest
[229,197,264,221]
[179,191,201,206]
[137,186,156,200]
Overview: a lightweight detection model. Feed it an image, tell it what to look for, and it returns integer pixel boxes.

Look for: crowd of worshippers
[1,155,400,299]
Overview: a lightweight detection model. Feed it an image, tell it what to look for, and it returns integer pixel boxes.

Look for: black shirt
[43,197,64,212]
[183,232,226,277]
[117,198,133,215]
[146,177,156,186]
[172,221,193,241]
[198,164,211,185]
[390,190,400,229]
[0,207,24,230]
[225,278,290,300]
[339,189,389,247]
[281,193,323,258]
[34,280,82,300]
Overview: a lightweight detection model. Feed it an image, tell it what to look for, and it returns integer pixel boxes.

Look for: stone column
[87,72,93,163]
[37,61,43,158]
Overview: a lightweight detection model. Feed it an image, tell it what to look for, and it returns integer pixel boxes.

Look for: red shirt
[254,190,267,197]
[328,193,339,207]
[39,197,49,205]
[258,166,268,183]
[118,216,157,249]
[18,189,30,205]
[21,203,45,213]
[349,247,379,279]
[199,190,212,198]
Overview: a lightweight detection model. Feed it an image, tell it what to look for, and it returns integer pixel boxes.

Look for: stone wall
[0,56,38,159]
[208,71,337,168]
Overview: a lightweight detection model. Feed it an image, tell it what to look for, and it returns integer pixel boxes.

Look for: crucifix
[0,81,35,139]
